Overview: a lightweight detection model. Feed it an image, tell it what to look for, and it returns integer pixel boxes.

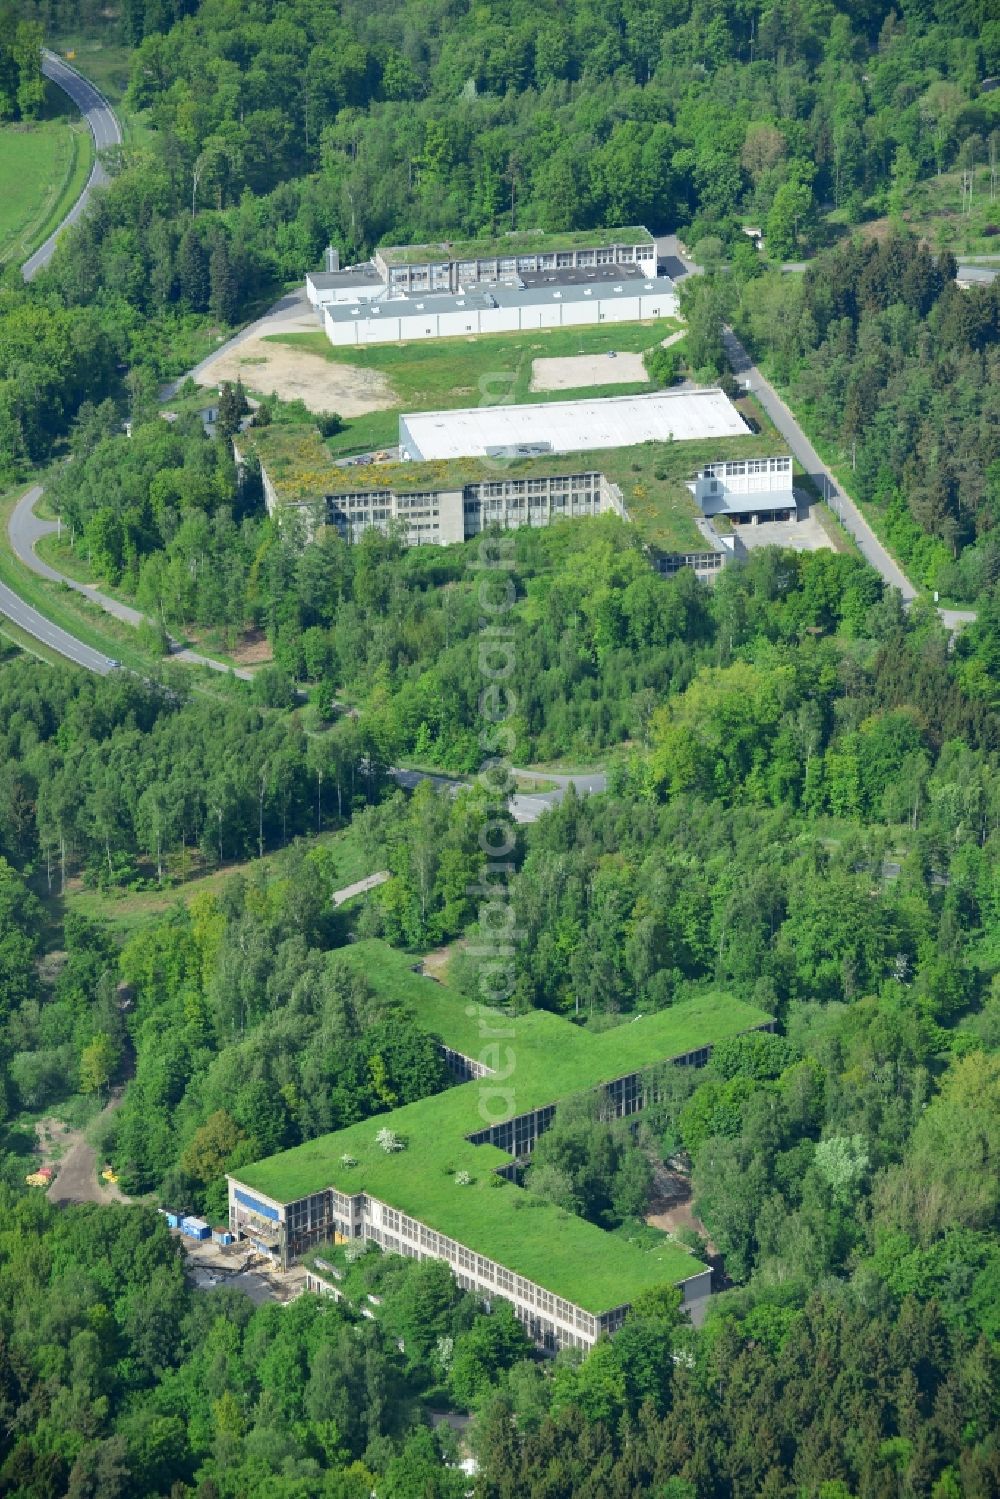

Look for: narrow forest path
[45,1089,127,1207]
[332,870,391,906]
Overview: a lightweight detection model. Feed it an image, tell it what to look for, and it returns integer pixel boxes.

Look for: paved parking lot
[734,511,833,554]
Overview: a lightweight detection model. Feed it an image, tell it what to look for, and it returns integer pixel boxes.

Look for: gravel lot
[529,350,649,391]
[196,334,395,416]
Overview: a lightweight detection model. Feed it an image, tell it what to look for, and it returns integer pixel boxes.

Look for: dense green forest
[0,1189,996,1495]
[0,547,995,1492]
[0,1196,536,1496]
[0,9,44,120]
[0,657,389,888]
[729,234,1000,600]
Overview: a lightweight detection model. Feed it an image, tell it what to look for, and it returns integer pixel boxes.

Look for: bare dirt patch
[226,630,274,666]
[35,1114,73,1164]
[646,1167,716,1252]
[185,628,273,667]
[529,351,649,392]
[855,216,894,243]
[196,335,395,416]
[420,941,462,981]
[37,1095,127,1207]
[181,1236,308,1304]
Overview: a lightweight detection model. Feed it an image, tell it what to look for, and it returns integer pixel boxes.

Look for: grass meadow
[0,81,93,269]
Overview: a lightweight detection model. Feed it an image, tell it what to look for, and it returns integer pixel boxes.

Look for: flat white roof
[401,389,749,461]
[324,275,674,323]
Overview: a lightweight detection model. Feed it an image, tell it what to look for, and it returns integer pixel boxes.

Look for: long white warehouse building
[322,276,679,347]
[399,389,750,462]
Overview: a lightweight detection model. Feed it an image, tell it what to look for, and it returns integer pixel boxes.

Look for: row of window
[474,474,599,499]
[286,1192,335,1232]
[704,457,792,479]
[386,244,651,277]
[605,1071,646,1117]
[484,1295,592,1352]
[657,551,725,575]
[467,497,598,514]
[468,1102,557,1156]
[365,1196,596,1331]
[441,1045,491,1080]
[465,504,599,524]
[305,1272,342,1300]
[676,1046,712,1066]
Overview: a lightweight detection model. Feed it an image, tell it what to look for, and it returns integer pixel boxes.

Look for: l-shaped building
[227,942,774,1353]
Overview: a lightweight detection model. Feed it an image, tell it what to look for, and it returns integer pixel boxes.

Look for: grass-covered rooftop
[238,425,334,505]
[243,421,789,555]
[376,226,653,265]
[232,941,773,1313]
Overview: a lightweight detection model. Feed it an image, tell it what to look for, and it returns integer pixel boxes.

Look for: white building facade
[691,455,796,523]
[323,278,678,347]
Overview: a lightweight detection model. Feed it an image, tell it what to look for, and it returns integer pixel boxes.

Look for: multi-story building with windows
[372,227,657,293]
[237,387,787,577]
[228,942,774,1352]
[691,454,797,525]
[325,468,619,547]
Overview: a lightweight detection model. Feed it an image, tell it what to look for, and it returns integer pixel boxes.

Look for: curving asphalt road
[21,49,123,281]
[1,485,128,673]
[5,484,253,678]
[0,577,119,673]
[721,326,918,603]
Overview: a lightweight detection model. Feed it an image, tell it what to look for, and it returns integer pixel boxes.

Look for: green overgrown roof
[238,425,334,504]
[232,941,773,1314]
[376,227,654,265]
[242,422,789,555]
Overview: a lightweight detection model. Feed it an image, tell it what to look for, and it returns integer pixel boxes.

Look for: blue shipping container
[165,1212,181,1229]
[180,1216,210,1240]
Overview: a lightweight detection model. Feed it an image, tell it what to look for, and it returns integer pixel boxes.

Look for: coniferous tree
[12,21,44,119]
[215,382,241,442]
[209,236,239,323]
[178,226,209,312]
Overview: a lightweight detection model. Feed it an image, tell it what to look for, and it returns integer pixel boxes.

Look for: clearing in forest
[827,164,1000,259]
